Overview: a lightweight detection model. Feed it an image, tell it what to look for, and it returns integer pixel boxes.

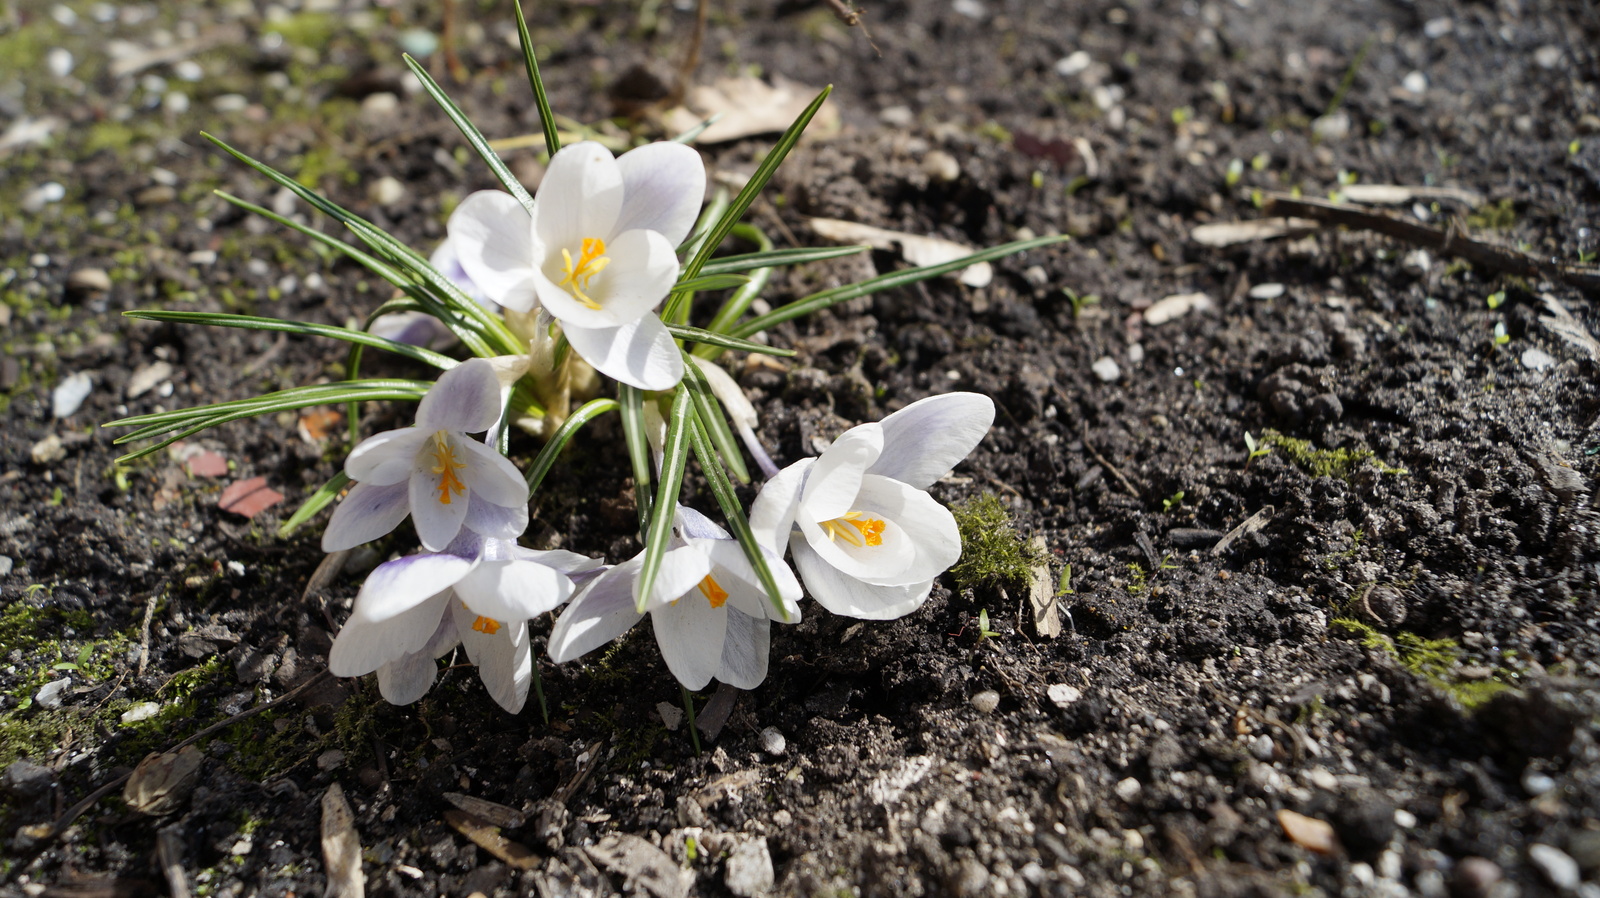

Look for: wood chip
[1189,218,1319,247]
[157,827,190,898]
[321,783,365,898]
[809,217,994,287]
[1539,294,1600,362]
[1027,536,1062,638]
[1143,292,1213,325]
[443,792,527,829]
[585,833,693,898]
[1339,184,1484,206]
[1276,809,1340,855]
[1211,506,1274,556]
[695,682,740,742]
[443,809,541,871]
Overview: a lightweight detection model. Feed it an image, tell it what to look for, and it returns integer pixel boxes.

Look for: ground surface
[3,0,1600,896]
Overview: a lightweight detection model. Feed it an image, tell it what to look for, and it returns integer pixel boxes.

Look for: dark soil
[4,1,1600,896]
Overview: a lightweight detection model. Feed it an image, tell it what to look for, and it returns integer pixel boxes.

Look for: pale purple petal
[349,553,473,622]
[447,190,539,312]
[547,564,646,662]
[675,505,729,541]
[614,141,707,246]
[533,141,624,253]
[463,490,529,540]
[798,423,883,522]
[329,587,453,677]
[868,392,995,489]
[516,547,608,577]
[323,480,411,552]
[428,238,494,309]
[370,311,457,350]
[716,609,770,689]
[452,437,528,508]
[561,314,684,391]
[410,447,472,551]
[346,428,428,485]
[791,537,933,621]
[416,359,504,433]
[451,602,531,713]
[376,650,439,704]
[649,597,726,691]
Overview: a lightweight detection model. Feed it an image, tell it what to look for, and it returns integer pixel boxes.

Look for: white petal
[346,428,428,485]
[675,505,729,541]
[447,190,539,311]
[409,449,471,552]
[700,538,802,622]
[748,459,812,554]
[532,229,678,330]
[547,565,646,662]
[456,558,576,620]
[798,423,883,522]
[452,437,529,508]
[868,392,995,489]
[429,237,493,308]
[463,490,529,540]
[561,314,684,391]
[791,537,933,621]
[517,547,607,576]
[349,554,473,622]
[717,609,770,689]
[649,598,725,691]
[637,545,714,610]
[322,480,411,552]
[329,587,453,676]
[376,650,439,704]
[854,474,962,584]
[614,141,707,246]
[689,356,756,430]
[416,359,504,433]
[534,141,623,255]
[451,603,531,713]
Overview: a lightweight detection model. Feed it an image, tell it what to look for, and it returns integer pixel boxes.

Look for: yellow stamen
[459,602,502,635]
[558,237,610,310]
[429,431,467,505]
[696,575,729,609]
[820,511,886,548]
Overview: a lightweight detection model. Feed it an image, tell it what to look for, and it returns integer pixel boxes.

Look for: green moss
[1330,619,1512,710]
[263,12,340,50]
[1467,198,1517,231]
[949,493,1047,589]
[1260,430,1407,479]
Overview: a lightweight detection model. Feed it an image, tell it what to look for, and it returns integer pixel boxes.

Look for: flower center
[820,511,886,548]
[429,431,468,505]
[461,601,501,635]
[558,237,610,310]
[696,574,729,609]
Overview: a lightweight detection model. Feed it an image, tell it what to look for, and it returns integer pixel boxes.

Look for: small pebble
[1452,857,1502,897]
[173,60,203,81]
[1249,733,1275,761]
[1521,348,1556,371]
[1522,768,1557,796]
[1534,46,1563,69]
[759,727,787,756]
[368,176,406,207]
[163,92,190,115]
[67,267,112,293]
[922,150,961,183]
[1276,809,1337,855]
[1127,343,1144,364]
[1055,50,1092,78]
[53,372,94,418]
[30,434,66,465]
[970,690,1000,713]
[2,759,55,798]
[951,0,986,19]
[1311,111,1351,141]
[47,48,73,78]
[120,702,161,724]
[211,93,249,112]
[878,105,913,128]
[1046,684,1081,707]
[1402,71,1428,94]
[188,250,218,265]
[1249,282,1285,299]
[1529,843,1580,891]
[397,27,439,57]
[127,361,174,399]
[1423,17,1453,38]
[36,678,72,710]
[0,556,12,578]
[1393,808,1417,828]
[1092,356,1121,382]
[656,701,683,731]
[316,750,346,771]
[22,182,66,212]
[1114,777,1142,802]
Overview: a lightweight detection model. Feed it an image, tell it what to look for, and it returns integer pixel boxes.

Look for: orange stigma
[429,432,467,505]
[559,237,610,309]
[471,615,501,635]
[696,575,729,608]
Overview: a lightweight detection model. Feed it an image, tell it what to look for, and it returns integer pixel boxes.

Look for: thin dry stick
[1264,194,1600,293]
[42,670,334,840]
[668,0,710,107]
[822,0,881,54]
[1079,426,1141,499]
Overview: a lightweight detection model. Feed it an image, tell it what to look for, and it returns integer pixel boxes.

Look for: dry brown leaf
[809,217,993,287]
[443,792,527,829]
[661,76,840,145]
[1539,294,1600,362]
[321,782,365,898]
[1027,536,1062,638]
[443,809,541,870]
[123,745,203,816]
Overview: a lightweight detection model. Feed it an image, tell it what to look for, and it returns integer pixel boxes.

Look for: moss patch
[949,493,1048,589]
[1261,430,1407,479]
[1331,618,1511,710]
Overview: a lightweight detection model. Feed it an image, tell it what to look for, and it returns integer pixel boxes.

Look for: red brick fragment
[218,476,285,519]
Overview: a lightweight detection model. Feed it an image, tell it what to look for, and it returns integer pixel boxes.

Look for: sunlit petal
[869,392,995,489]
[447,190,539,312]
[614,141,707,246]
[322,480,410,552]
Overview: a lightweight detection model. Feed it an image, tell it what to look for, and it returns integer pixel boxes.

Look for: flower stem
[680,685,702,756]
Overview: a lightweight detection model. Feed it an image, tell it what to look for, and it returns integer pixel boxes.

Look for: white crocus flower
[547,507,802,690]
[322,358,529,553]
[371,238,499,349]
[749,392,994,621]
[328,531,601,712]
[448,140,706,390]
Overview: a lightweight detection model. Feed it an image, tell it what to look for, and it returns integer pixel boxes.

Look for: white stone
[724,838,775,897]
[1534,46,1562,69]
[1520,348,1556,371]
[22,181,66,212]
[1249,282,1285,300]
[120,702,161,723]
[970,690,1000,713]
[1092,356,1121,383]
[759,726,787,756]
[656,701,684,731]
[1401,71,1428,94]
[1047,684,1081,707]
[952,0,986,19]
[1311,111,1351,141]
[127,361,174,399]
[53,372,94,418]
[1528,844,1579,891]
[1055,51,1092,78]
[368,176,406,207]
[47,48,74,78]
[1114,777,1142,801]
[36,678,72,710]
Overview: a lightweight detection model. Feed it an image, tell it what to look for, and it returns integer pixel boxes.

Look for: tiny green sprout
[1250,153,1270,172]
[977,608,1001,640]
[1250,188,1265,209]
[1171,106,1194,125]
[1580,249,1597,264]
[48,487,64,507]
[113,464,133,492]
[1031,170,1045,189]
[1225,158,1244,187]
[1243,431,1272,469]
[1486,290,1505,310]
[1158,553,1180,571]
[1493,321,1510,345]
[1064,175,1092,196]
[1162,490,1185,513]
[1571,140,1582,156]
[1056,564,1075,597]
[685,836,699,862]
[1062,288,1102,317]
[1337,169,1358,186]
[24,584,49,599]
